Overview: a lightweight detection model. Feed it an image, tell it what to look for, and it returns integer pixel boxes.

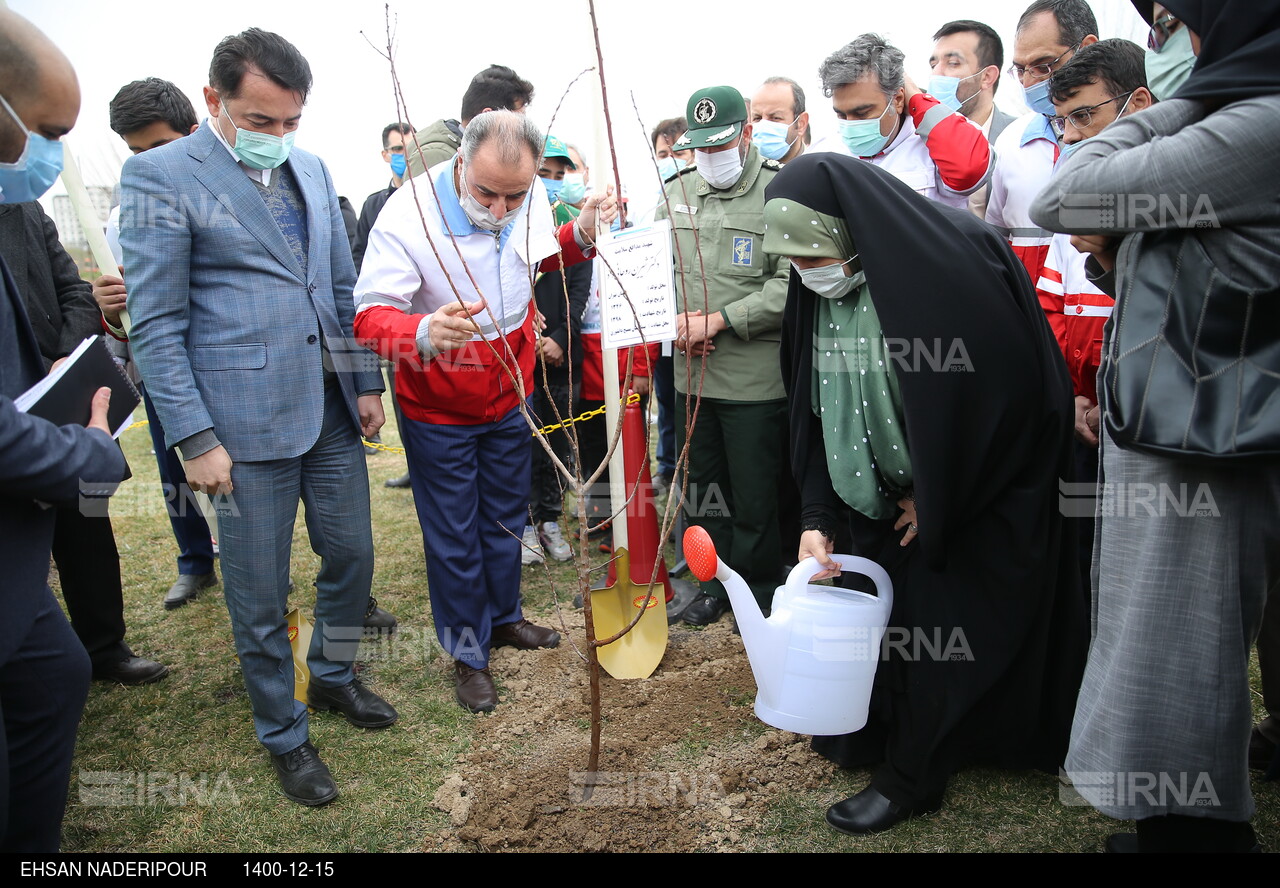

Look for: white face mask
[459,164,519,232]
[793,256,864,299]
[695,144,744,189]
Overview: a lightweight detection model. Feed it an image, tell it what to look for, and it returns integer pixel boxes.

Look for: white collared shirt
[207,117,275,187]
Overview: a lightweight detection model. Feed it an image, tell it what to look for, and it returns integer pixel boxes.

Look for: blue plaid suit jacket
[120,123,382,462]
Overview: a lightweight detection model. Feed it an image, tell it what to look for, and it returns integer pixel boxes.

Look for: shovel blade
[592,549,668,679]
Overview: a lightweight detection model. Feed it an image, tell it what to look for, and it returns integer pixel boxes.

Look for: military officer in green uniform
[656,85,791,625]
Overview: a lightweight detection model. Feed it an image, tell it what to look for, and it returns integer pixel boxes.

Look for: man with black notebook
[0,7,129,852]
[0,199,168,686]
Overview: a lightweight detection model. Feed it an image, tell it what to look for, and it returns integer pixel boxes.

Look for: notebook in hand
[15,335,141,438]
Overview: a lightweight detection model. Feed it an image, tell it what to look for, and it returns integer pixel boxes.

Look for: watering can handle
[786,555,893,614]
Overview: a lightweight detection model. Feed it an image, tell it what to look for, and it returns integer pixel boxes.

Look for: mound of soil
[423,611,842,852]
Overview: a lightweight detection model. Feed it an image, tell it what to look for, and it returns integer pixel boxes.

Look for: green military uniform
[657,146,788,399]
[405,118,464,179]
[656,86,791,612]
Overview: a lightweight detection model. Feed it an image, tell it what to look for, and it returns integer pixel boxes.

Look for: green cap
[674,85,746,150]
[542,134,577,169]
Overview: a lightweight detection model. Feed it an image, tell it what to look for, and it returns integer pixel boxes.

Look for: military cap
[674,85,746,150]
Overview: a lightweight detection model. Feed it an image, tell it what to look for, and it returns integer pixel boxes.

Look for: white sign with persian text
[596,220,676,350]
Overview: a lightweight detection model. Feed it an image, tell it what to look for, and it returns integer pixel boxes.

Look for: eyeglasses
[385,145,406,154]
[1007,43,1081,81]
[1050,92,1134,136]
[1148,14,1183,52]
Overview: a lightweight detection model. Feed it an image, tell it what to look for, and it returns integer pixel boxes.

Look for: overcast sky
[16,0,1146,213]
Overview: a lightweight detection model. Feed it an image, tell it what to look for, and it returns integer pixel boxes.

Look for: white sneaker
[521,525,545,566]
[538,520,573,562]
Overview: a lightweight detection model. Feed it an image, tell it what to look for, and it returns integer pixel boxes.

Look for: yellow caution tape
[120,393,642,457]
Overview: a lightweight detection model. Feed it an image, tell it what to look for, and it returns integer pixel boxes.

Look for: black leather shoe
[825,786,941,835]
[93,655,170,686]
[363,596,397,633]
[1105,833,1139,853]
[455,661,498,713]
[1249,723,1279,775]
[384,472,411,489]
[491,618,560,650]
[164,572,216,610]
[270,742,338,806]
[307,678,398,728]
[680,593,731,627]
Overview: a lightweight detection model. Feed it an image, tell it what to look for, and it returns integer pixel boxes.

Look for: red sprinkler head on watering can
[683,526,719,583]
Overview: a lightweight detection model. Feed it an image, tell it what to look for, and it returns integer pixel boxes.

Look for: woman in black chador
[763,153,1086,834]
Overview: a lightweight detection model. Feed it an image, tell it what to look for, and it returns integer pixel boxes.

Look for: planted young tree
[369,0,716,784]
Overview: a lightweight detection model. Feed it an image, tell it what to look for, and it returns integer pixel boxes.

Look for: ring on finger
[908,522,918,533]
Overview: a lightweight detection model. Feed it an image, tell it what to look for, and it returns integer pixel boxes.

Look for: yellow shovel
[591,375,669,679]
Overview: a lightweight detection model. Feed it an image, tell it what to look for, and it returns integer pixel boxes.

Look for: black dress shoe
[680,593,731,627]
[454,661,498,713]
[825,786,941,835]
[384,472,412,489]
[1105,833,1139,853]
[491,618,560,650]
[164,572,216,610]
[93,655,170,686]
[363,596,397,633]
[1249,723,1279,775]
[307,678,398,728]
[270,742,338,806]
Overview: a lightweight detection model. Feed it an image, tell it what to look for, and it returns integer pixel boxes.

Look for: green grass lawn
[55,392,1279,852]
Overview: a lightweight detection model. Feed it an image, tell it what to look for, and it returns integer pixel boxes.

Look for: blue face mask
[1023,78,1057,116]
[1145,25,1196,101]
[559,172,586,205]
[837,99,895,158]
[542,176,565,203]
[656,156,684,181]
[220,101,295,170]
[927,72,982,113]
[389,152,407,178]
[751,118,797,161]
[0,93,65,204]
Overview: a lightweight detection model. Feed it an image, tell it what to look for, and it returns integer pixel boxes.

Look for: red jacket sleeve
[536,221,590,273]
[619,342,659,380]
[909,93,992,194]
[353,304,427,366]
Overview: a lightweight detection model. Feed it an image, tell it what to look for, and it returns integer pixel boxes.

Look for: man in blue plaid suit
[122,28,394,807]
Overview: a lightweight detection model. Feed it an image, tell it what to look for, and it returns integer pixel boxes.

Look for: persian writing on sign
[596,219,677,350]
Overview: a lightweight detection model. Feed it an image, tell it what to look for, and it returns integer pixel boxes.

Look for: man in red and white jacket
[354,111,616,713]
[1036,39,1154,446]
[1034,37,1154,594]
[986,0,1099,323]
[814,33,994,210]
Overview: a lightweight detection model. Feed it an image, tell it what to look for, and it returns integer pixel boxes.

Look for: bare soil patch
[424,612,840,852]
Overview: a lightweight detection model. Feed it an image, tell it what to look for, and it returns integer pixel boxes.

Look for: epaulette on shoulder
[761,158,783,171]
[665,164,701,184]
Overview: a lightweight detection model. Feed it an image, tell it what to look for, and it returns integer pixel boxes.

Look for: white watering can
[683,526,893,736]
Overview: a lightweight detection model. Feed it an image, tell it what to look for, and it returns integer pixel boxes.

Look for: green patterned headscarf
[764,198,913,520]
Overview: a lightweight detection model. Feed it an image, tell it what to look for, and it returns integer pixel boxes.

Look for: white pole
[61,142,129,331]
[595,77,627,553]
